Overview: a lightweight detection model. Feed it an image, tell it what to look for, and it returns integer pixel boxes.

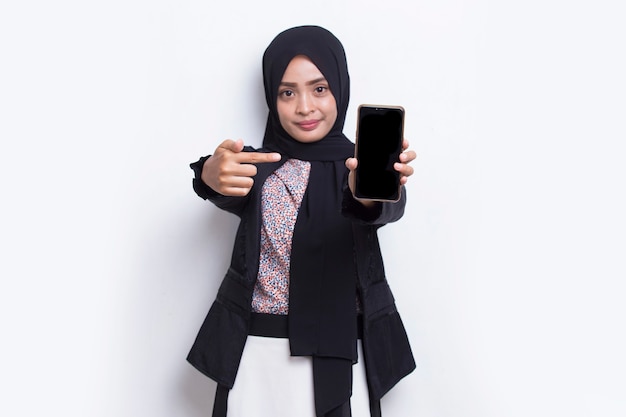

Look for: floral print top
[251,159,311,314]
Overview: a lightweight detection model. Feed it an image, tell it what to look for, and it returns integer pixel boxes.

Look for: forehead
[280,55,326,81]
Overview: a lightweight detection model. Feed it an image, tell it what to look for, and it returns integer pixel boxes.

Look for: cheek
[324,99,338,126]
[276,102,290,126]
[323,91,337,112]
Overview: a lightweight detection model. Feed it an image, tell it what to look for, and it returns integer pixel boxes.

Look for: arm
[341,185,406,225]
[190,139,281,216]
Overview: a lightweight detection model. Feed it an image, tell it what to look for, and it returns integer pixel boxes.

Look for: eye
[315,86,328,94]
[279,89,294,98]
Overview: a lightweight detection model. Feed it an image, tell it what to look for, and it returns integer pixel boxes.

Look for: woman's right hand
[201,139,281,196]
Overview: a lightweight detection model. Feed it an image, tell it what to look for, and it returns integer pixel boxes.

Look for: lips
[297,120,320,131]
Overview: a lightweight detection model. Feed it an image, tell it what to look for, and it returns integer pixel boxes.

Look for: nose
[296,93,314,115]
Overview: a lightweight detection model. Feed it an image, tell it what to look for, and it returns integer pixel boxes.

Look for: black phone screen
[354,106,404,201]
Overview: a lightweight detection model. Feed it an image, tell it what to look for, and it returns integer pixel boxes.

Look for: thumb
[345,157,358,171]
[218,139,245,153]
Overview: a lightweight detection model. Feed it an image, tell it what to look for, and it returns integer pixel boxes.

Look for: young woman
[188,25,416,417]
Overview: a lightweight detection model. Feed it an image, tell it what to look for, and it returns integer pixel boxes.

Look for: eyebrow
[279,77,328,87]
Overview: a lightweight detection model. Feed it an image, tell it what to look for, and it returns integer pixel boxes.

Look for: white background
[1,1,625,416]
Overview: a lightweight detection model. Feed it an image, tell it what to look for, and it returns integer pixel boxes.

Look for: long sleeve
[341,185,406,226]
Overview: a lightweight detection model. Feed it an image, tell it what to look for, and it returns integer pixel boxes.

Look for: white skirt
[227,336,371,417]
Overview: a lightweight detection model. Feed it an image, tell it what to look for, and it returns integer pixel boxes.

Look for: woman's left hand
[345,139,417,205]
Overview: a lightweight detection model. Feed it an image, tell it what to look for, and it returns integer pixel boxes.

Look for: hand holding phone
[353,105,405,202]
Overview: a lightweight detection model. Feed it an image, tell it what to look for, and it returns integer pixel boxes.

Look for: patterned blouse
[251,159,311,314]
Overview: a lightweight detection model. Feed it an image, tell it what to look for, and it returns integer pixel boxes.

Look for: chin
[293,135,325,143]
[288,128,329,144]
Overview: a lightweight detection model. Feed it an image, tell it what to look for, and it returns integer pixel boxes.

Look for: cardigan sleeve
[341,185,406,226]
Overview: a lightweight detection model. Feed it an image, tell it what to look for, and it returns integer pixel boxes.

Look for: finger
[220,185,253,197]
[345,159,357,196]
[219,175,255,190]
[402,138,410,151]
[217,139,244,153]
[236,151,281,164]
[394,162,415,177]
[399,149,417,163]
[225,163,258,178]
[213,173,255,194]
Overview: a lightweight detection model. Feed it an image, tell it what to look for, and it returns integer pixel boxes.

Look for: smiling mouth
[297,120,320,131]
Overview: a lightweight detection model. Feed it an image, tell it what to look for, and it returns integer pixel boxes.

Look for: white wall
[2,1,625,416]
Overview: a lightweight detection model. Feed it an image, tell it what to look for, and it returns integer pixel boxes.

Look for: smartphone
[354,105,405,202]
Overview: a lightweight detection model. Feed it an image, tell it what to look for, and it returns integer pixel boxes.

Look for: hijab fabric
[261,26,357,417]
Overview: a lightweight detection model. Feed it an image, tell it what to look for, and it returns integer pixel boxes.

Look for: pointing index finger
[236,151,282,164]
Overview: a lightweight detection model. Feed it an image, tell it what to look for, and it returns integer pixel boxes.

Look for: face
[276,55,338,143]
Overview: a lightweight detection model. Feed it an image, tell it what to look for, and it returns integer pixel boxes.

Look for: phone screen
[354,105,404,201]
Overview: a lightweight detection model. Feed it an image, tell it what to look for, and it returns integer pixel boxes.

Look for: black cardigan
[187,152,415,402]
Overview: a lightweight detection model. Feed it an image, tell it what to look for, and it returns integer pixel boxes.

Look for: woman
[188,25,416,417]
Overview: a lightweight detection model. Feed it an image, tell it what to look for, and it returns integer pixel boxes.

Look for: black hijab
[262,25,353,160]
[261,26,357,417]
